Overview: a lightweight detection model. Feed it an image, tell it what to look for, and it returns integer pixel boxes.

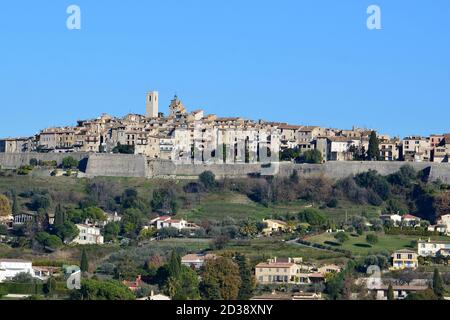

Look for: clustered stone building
[1,91,449,164]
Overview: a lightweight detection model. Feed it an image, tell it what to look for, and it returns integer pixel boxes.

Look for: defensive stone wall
[84,154,148,178]
[0,152,89,169]
[1,153,449,182]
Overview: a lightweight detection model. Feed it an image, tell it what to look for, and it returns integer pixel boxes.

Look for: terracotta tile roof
[255,262,295,268]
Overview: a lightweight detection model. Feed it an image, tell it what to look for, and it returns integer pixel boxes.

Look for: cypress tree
[80,249,89,273]
[54,204,65,227]
[11,191,19,215]
[167,250,181,280]
[368,131,380,161]
[236,253,254,300]
[433,268,444,298]
[387,283,395,300]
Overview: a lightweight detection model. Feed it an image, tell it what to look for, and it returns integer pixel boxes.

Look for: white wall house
[438,214,450,235]
[151,216,199,231]
[181,253,217,269]
[72,224,104,245]
[418,239,450,257]
[0,259,34,283]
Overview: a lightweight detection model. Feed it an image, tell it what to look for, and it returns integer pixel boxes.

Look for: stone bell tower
[146,91,159,118]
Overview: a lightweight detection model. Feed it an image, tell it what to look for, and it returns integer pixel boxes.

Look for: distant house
[402,214,421,227]
[369,284,428,300]
[391,249,419,270]
[317,264,341,275]
[427,224,448,234]
[381,214,402,226]
[436,214,450,235]
[251,291,323,301]
[96,212,122,227]
[262,219,289,235]
[13,211,37,226]
[72,224,104,245]
[123,275,143,292]
[255,257,325,285]
[0,259,34,282]
[137,291,171,300]
[33,266,60,281]
[181,253,217,269]
[418,238,450,257]
[151,216,199,231]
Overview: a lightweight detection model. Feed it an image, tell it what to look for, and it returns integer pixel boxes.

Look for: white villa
[0,259,34,282]
[181,253,217,269]
[151,216,199,231]
[418,238,450,257]
[72,224,104,245]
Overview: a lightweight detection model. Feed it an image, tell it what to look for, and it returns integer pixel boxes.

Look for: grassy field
[151,238,212,252]
[177,192,327,222]
[321,200,382,223]
[307,232,450,256]
[215,237,348,266]
[149,237,347,266]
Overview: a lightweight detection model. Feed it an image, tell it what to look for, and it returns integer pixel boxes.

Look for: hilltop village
[1,91,449,164]
[0,91,449,302]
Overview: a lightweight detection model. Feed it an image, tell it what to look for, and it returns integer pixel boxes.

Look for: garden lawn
[307,232,450,256]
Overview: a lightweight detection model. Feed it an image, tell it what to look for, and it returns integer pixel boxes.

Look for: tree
[104,222,120,242]
[35,232,63,249]
[200,257,241,300]
[433,268,444,298]
[366,234,379,245]
[167,250,182,280]
[325,272,345,300]
[300,149,323,164]
[77,279,135,300]
[297,208,327,226]
[11,191,19,215]
[62,156,79,169]
[280,148,299,162]
[405,288,438,300]
[0,286,6,299]
[211,235,230,250]
[30,194,52,211]
[0,194,12,217]
[112,143,135,154]
[367,131,380,161]
[199,171,216,190]
[236,253,255,300]
[80,249,89,273]
[44,277,57,296]
[175,267,200,300]
[54,204,66,226]
[54,221,79,242]
[334,232,349,244]
[151,188,178,213]
[387,283,395,300]
[83,207,107,222]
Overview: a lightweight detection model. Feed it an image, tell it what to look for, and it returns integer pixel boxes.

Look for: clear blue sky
[1,0,449,138]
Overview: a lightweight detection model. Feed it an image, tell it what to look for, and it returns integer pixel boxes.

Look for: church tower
[146,91,159,118]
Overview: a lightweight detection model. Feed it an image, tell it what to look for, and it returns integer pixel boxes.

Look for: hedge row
[0,281,70,295]
[0,283,44,295]
[385,227,439,237]
[297,239,353,257]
